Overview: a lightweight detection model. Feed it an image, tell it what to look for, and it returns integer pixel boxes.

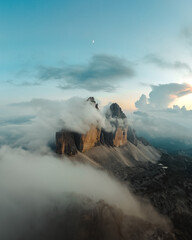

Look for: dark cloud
[144,54,192,73]
[135,83,192,110]
[38,54,135,92]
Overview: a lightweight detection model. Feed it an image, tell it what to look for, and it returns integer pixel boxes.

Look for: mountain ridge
[56,97,140,156]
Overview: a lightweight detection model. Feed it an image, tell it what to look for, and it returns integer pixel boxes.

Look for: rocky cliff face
[113,127,127,147]
[56,126,101,155]
[56,97,101,155]
[109,103,127,119]
[56,98,131,155]
[101,103,128,147]
[127,127,138,146]
[75,125,101,152]
[56,131,78,155]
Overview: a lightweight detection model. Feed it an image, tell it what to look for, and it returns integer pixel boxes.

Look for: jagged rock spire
[87,97,99,109]
[110,103,126,119]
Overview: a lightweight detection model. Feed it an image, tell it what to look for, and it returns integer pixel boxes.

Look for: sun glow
[168,82,192,109]
[170,93,192,110]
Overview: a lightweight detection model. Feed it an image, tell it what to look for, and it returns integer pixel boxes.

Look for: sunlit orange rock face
[113,127,128,147]
[107,102,128,147]
[81,125,101,152]
[56,125,128,155]
[55,126,101,155]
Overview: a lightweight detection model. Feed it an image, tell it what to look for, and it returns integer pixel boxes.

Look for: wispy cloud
[143,54,192,73]
[37,54,135,92]
[5,79,41,87]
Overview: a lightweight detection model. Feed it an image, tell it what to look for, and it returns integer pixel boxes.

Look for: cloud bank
[0,145,154,240]
[135,82,192,109]
[133,82,192,151]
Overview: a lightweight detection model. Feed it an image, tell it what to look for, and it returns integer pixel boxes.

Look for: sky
[1,2,192,237]
[0,0,192,110]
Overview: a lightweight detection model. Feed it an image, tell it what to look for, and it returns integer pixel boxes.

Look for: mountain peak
[87,97,99,109]
[110,103,126,119]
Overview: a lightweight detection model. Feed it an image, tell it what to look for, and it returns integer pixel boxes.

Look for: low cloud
[0,97,111,153]
[0,145,157,240]
[130,109,192,152]
[132,110,192,140]
[144,54,192,73]
[135,94,148,110]
[133,82,192,151]
[38,54,135,92]
[0,96,167,239]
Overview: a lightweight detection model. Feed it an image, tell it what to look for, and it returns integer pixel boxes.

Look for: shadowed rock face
[127,127,138,146]
[109,103,126,119]
[100,128,128,148]
[56,131,78,155]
